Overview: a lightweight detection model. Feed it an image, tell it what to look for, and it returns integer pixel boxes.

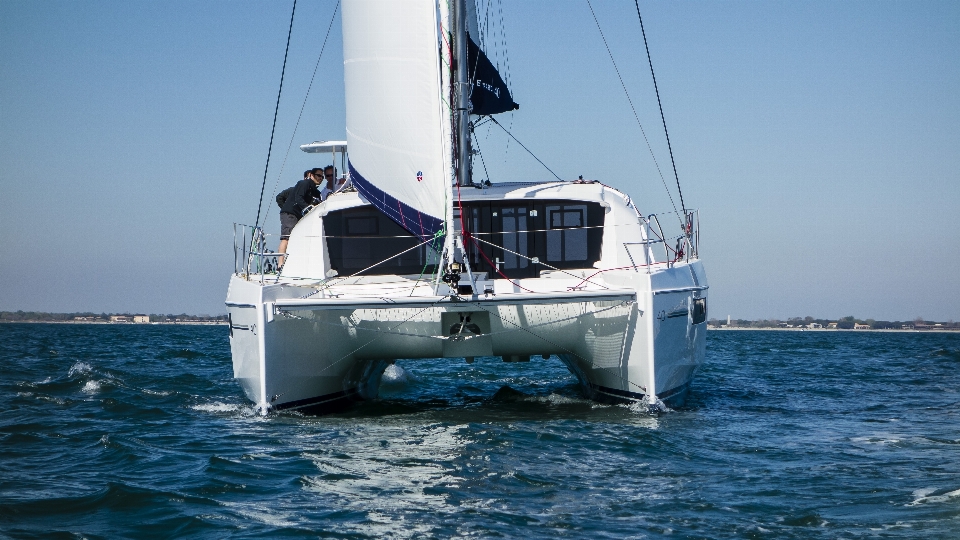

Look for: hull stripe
[272,388,360,411]
[590,380,691,404]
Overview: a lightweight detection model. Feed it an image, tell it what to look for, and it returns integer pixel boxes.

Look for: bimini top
[300,140,347,154]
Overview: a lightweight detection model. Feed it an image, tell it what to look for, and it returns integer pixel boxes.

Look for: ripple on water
[1,325,959,538]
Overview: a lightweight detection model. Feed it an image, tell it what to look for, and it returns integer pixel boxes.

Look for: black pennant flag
[466,37,519,116]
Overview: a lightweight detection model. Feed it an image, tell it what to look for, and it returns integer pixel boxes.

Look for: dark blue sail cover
[467,37,519,116]
[349,161,445,247]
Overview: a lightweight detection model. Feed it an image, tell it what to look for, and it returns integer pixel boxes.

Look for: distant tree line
[708,315,958,330]
[0,311,227,323]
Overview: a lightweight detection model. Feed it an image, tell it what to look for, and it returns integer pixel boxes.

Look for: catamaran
[226,0,707,414]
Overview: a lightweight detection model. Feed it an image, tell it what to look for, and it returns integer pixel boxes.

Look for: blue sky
[1,0,958,321]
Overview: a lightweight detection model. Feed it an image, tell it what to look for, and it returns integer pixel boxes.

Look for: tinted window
[345,216,378,236]
[324,207,439,276]
[547,205,588,262]
[463,200,603,279]
[501,207,529,270]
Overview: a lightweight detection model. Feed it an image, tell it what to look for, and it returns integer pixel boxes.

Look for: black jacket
[280,179,322,218]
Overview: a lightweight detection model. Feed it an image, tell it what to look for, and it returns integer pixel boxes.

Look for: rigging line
[254,0,298,231]
[278,310,446,341]
[409,259,439,297]
[408,225,443,296]
[473,138,491,184]
[585,0,681,226]
[487,116,562,181]
[634,0,686,217]
[297,298,448,378]
[464,233,536,292]
[480,300,633,337]
[260,0,342,229]
[497,0,511,88]
[466,224,607,235]
[302,236,436,298]
[468,233,610,290]
[569,265,656,289]
[280,298,632,340]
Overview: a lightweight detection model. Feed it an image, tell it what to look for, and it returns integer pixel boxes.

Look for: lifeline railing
[623,210,699,274]
[233,223,281,283]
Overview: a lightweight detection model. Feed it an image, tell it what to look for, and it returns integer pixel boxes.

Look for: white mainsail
[341,0,452,243]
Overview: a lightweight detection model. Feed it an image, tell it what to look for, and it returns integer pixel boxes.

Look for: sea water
[1,324,958,538]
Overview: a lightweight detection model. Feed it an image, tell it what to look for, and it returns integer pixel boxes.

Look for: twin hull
[226,263,707,413]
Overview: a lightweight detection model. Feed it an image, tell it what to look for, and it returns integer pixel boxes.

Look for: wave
[0,481,217,518]
[159,349,204,360]
[907,487,960,506]
[190,402,242,413]
[67,362,93,377]
[932,348,960,361]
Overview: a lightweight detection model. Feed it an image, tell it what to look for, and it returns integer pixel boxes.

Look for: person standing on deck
[277,169,323,268]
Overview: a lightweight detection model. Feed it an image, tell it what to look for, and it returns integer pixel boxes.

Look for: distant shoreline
[710,327,959,333]
[0,320,226,326]
[3,321,953,332]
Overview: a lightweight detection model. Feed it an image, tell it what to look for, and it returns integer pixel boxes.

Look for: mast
[454,0,471,188]
[444,0,476,293]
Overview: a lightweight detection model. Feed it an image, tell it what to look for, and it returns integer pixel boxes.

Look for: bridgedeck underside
[226,263,707,414]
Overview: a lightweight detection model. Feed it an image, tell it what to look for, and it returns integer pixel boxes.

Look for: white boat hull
[226,262,707,414]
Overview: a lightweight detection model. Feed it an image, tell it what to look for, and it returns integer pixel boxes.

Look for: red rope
[397,200,407,231]
[463,230,536,293]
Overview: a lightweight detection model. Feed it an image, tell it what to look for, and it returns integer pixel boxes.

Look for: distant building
[73,316,97,321]
[808,323,822,329]
[853,323,870,330]
[133,315,150,323]
[109,315,131,323]
[827,322,838,329]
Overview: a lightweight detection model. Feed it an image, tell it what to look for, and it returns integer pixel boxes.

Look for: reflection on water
[1,325,959,538]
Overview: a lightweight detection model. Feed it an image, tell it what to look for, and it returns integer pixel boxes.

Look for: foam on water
[1,325,959,538]
[906,487,960,506]
[381,363,413,383]
[67,362,92,377]
[191,402,242,413]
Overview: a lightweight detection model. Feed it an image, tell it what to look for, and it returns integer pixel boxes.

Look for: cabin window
[324,208,439,275]
[547,205,588,262]
[345,216,378,236]
[501,207,529,271]
[692,298,707,324]
[463,200,603,279]
[324,200,602,279]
